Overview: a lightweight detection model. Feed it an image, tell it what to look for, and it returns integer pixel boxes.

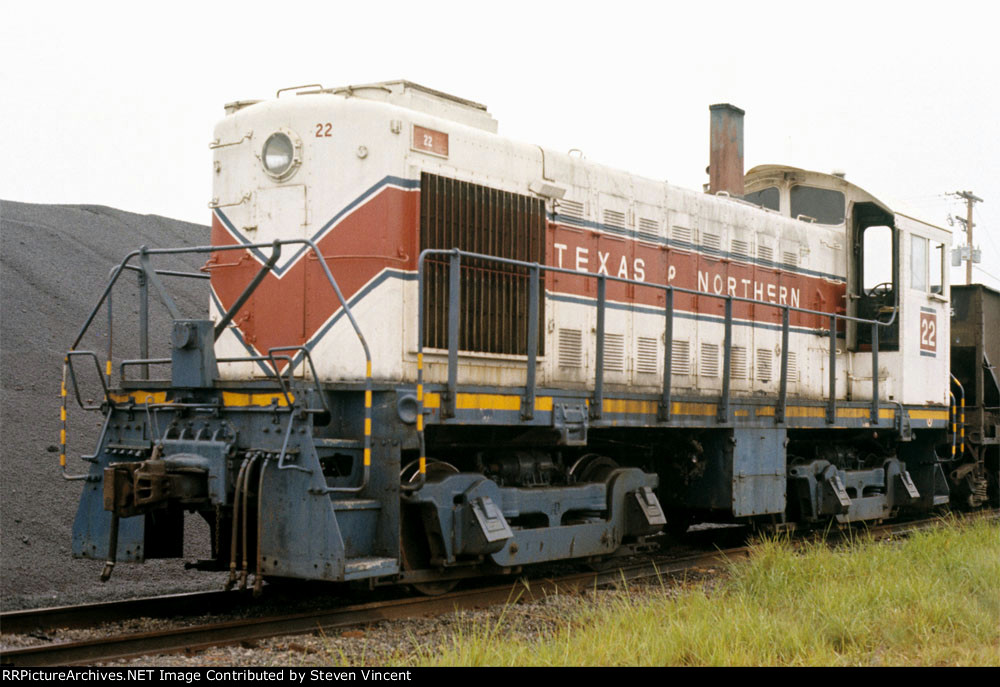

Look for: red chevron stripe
[209,188,419,360]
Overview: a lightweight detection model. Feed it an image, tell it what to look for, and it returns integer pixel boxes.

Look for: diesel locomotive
[61,81,998,593]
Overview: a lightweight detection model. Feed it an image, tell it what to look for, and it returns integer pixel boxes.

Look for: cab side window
[911,235,928,291]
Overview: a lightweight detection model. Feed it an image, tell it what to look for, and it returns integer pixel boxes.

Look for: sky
[2,0,997,288]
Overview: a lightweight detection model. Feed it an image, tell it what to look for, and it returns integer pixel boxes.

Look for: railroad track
[2,512,994,667]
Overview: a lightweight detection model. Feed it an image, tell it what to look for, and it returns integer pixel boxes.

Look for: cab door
[899,218,951,406]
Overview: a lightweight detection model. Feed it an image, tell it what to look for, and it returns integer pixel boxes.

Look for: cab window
[911,235,928,291]
[790,185,845,225]
[745,187,779,211]
[930,240,946,294]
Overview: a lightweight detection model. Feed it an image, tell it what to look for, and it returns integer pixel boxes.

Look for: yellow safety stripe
[108,391,170,405]
[908,409,950,421]
[456,394,521,411]
[221,391,293,407]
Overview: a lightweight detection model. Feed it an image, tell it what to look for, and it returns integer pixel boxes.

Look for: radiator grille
[787,351,798,383]
[556,198,586,225]
[559,328,583,368]
[636,337,658,375]
[604,333,625,372]
[783,250,799,268]
[671,340,691,376]
[731,345,748,379]
[700,342,719,377]
[731,239,751,260]
[756,348,773,383]
[638,217,659,239]
[420,173,545,355]
[701,233,722,252]
[603,209,627,230]
[671,226,693,244]
[758,244,774,262]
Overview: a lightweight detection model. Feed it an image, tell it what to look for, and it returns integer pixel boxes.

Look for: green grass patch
[408,517,1000,666]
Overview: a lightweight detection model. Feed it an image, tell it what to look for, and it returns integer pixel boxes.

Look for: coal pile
[1,200,227,609]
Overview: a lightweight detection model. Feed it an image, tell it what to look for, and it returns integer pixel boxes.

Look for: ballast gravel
[0,200,221,610]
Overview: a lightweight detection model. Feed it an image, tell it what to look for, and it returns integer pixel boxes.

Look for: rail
[60,239,372,490]
[412,248,898,487]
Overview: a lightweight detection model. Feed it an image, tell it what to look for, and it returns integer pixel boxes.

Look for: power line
[973,264,1000,283]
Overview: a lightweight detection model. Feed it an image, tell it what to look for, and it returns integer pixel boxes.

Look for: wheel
[568,453,619,483]
[399,460,460,595]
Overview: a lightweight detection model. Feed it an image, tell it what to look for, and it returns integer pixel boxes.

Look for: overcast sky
[2,0,997,287]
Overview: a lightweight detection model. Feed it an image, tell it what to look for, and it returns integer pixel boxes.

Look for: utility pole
[950,191,983,285]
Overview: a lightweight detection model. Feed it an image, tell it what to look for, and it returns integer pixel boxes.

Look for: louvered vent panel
[638,217,659,238]
[700,343,720,377]
[671,226,693,244]
[731,346,748,379]
[636,337,658,375]
[420,173,545,356]
[556,198,586,225]
[731,239,751,260]
[783,251,799,268]
[603,209,627,230]
[604,333,625,372]
[559,329,583,368]
[787,351,798,383]
[671,340,691,376]
[758,244,774,262]
[756,348,773,383]
[702,233,722,252]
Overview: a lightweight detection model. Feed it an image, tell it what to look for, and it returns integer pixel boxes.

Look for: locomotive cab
[745,165,951,407]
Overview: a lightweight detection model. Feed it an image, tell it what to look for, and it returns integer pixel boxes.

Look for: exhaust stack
[708,103,745,197]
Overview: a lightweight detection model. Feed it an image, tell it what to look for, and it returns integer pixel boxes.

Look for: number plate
[412,125,449,158]
[919,309,937,355]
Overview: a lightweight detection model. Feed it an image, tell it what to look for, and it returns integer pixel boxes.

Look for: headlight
[261,132,299,179]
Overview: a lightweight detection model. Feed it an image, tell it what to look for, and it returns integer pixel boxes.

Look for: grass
[400,517,1000,666]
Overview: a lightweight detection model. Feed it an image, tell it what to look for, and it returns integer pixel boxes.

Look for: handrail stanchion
[659,288,673,422]
[444,250,461,419]
[138,269,149,380]
[106,286,114,385]
[828,315,838,423]
[951,373,965,458]
[777,306,789,424]
[522,264,540,420]
[592,274,606,420]
[871,322,879,425]
[719,297,732,424]
[405,250,431,493]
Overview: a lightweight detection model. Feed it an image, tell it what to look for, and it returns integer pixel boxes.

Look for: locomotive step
[330,499,381,511]
[343,556,398,580]
[313,438,365,450]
